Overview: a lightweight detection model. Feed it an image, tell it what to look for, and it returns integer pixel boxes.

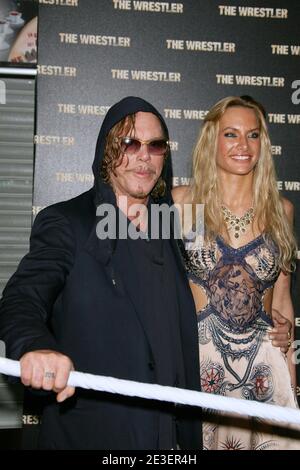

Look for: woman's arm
[272,198,296,388]
[272,271,296,388]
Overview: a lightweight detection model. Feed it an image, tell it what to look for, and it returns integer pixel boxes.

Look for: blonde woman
[173,96,299,450]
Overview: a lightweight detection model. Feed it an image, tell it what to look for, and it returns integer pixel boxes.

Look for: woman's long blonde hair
[191,96,297,272]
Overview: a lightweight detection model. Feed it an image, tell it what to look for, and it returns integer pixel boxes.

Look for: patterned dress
[183,234,300,450]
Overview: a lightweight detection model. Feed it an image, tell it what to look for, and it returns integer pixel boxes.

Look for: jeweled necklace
[221,205,254,239]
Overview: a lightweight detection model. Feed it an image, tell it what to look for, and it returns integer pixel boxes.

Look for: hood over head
[92,96,173,206]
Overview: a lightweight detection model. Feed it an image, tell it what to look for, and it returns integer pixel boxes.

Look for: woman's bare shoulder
[171,185,192,204]
[281,197,294,222]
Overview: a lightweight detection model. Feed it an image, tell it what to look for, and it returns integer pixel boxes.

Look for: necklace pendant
[221,204,254,239]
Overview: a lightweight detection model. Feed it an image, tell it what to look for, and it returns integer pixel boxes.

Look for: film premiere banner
[21,0,300,446]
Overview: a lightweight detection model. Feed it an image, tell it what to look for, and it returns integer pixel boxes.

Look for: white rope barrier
[1,357,300,426]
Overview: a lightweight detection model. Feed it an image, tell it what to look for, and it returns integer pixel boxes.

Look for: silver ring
[44,371,55,379]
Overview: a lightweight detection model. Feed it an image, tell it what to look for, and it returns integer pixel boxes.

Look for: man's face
[109,112,166,203]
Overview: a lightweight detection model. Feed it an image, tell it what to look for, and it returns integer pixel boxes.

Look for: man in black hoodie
[0,97,202,449]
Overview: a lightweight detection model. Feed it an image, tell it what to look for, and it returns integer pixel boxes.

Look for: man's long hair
[101,114,169,199]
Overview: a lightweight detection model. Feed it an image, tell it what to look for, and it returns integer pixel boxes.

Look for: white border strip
[0,67,37,76]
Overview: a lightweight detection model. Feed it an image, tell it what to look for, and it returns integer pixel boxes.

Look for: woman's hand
[269,308,292,354]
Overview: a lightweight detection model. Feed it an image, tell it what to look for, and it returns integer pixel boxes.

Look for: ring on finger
[44,371,56,379]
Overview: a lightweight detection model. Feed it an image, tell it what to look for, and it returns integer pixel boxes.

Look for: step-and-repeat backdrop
[25,0,300,444]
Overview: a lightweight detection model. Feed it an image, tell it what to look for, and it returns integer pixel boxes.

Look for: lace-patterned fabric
[184,234,280,330]
[183,235,300,450]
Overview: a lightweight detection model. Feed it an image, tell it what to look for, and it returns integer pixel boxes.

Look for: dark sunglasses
[115,136,169,156]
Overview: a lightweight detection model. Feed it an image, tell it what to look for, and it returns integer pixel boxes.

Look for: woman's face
[216,106,261,177]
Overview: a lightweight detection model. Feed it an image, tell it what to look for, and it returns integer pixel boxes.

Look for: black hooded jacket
[0,97,201,450]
